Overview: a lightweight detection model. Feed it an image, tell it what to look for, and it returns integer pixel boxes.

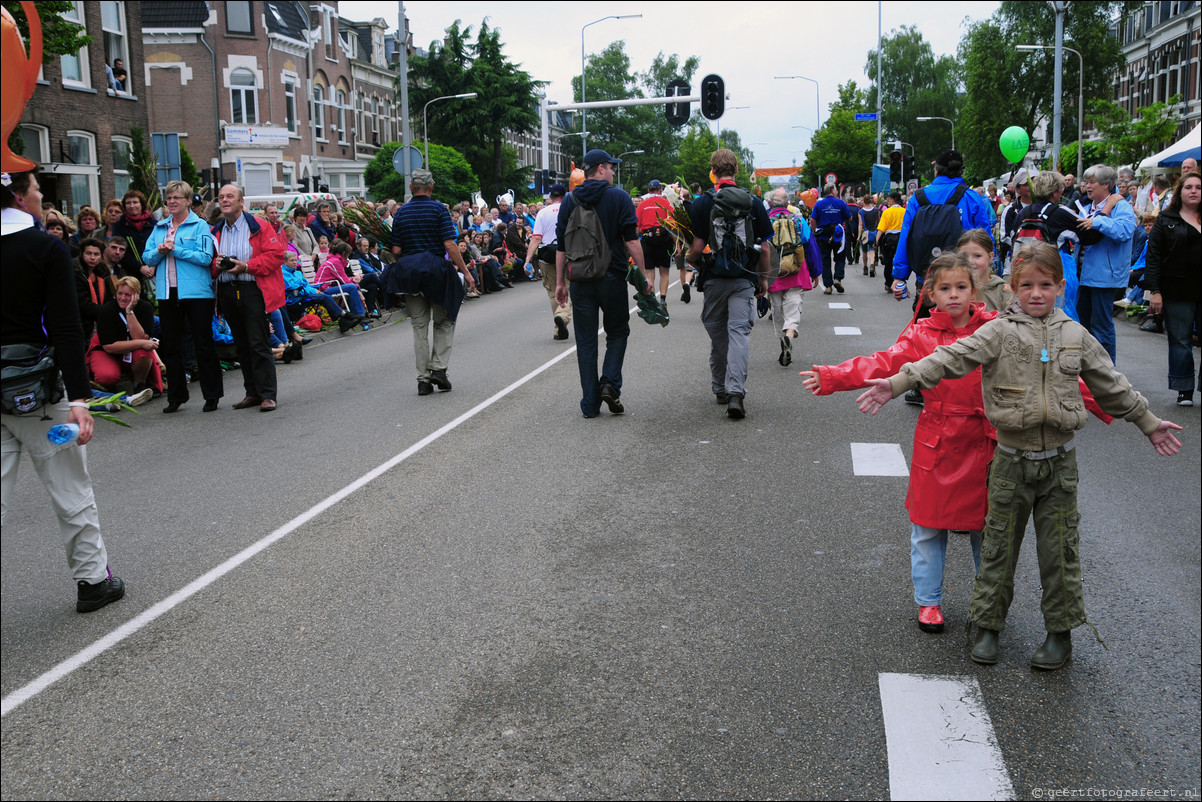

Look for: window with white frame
[285,79,297,134]
[230,68,258,125]
[243,164,274,196]
[313,86,326,139]
[65,131,99,211]
[17,125,48,165]
[336,89,347,142]
[60,2,91,88]
[282,164,294,191]
[111,137,133,198]
[379,100,389,143]
[100,1,130,94]
[323,10,335,60]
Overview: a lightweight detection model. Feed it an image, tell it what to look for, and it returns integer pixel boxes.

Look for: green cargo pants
[969,447,1086,633]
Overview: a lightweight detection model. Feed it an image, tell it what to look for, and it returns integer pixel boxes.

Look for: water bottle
[895,281,909,301]
[524,263,535,280]
[47,423,81,445]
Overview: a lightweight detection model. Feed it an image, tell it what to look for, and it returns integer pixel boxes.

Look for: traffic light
[889,150,902,183]
[665,79,691,127]
[700,74,724,121]
[534,169,545,195]
[903,155,914,183]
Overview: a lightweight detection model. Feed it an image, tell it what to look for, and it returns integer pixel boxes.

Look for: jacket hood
[926,302,990,332]
[572,179,611,205]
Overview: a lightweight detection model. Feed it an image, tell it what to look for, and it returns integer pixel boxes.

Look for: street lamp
[1017,43,1084,182]
[423,93,477,168]
[581,14,641,158]
[774,75,821,129]
[616,149,644,188]
[717,105,749,147]
[916,116,955,150]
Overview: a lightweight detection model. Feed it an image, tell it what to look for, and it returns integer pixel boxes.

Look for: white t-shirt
[532,201,562,245]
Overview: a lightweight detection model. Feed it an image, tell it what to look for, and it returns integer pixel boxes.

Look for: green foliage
[802,81,877,188]
[1040,140,1110,173]
[956,1,1134,181]
[672,123,756,191]
[1,0,91,62]
[127,127,160,209]
[408,20,543,203]
[364,142,478,205]
[179,141,202,194]
[1086,95,1183,167]
[866,27,960,169]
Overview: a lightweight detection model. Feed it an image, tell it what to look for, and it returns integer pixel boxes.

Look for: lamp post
[423,93,477,168]
[774,75,821,129]
[915,116,955,150]
[581,14,642,158]
[716,105,749,147]
[1017,43,1084,182]
[616,149,644,189]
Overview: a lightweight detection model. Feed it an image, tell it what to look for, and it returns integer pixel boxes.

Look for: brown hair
[956,228,993,256]
[922,253,975,302]
[121,189,148,211]
[711,149,738,178]
[1167,171,1200,216]
[329,239,353,257]
[1009,241,1063,284]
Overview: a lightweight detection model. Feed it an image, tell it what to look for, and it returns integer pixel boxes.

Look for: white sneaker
[125,388,153,407]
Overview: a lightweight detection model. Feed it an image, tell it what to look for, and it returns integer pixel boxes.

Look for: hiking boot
[870,266,876,277]
[918,605,945,633]
[834,280,845,293]
[681,283,691,304]
[338,314,362,334]
[430,369,452,391]
[77,575,125,613]
[727,394,746,419]
[715,391,730,405]
[417,380,433,396]
[1031,631,1072,670]
[600,383,624,414]
[970,628,1000,665]
[778,336,792,367]
[554,315,569,340]
[863,264,869,276]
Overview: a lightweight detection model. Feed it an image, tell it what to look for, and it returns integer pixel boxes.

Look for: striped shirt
[391,196,456,256]
[218,213,255,282]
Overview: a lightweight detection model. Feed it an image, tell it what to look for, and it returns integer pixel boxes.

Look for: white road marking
[851,442,909,476]
[828,302,852,309]
[834,327,863,336]
[878,673,1015,801]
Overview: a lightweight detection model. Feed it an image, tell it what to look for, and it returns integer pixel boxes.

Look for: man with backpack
[811,183,851,294]
[687,149,774,419]
[891,149,993,303]
[554,149,652,418]
[636,179,676,306]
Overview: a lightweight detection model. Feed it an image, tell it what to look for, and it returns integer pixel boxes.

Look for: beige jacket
[977,274,1010,314]
[888,306,1161,451]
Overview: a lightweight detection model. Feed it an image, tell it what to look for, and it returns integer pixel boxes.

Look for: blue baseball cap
[582,149,621,171]
[648,179,662,190]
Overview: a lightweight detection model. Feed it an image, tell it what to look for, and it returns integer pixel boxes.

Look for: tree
[866,27,959,171]
[957,1,1137,181]
[674,122,718,189]
[128,127,160,209]
[179,141,202,194]
[1041,140,1110,174]
[364,142,478,205]
[1086,96,1182,167]
[802,82,877,188]
[408,20,543,203]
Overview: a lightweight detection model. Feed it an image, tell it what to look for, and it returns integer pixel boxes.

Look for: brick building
[1113,1,1201,139]
[17,1,149,216]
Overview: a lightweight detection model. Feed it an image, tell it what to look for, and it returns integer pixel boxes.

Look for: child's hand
[1148,421,1183,456]
[856,378,894,415]
[800,369,822,394]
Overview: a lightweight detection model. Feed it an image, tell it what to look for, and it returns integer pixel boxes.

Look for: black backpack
[905,183,968,280]
[563,192,611,282]
[705,185,755,279]
[1012,202,1055,257]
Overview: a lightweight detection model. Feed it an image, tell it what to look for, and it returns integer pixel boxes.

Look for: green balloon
[999,126,1030,163]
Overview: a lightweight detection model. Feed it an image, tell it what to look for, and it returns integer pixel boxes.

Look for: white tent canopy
[1138,125,1200,171]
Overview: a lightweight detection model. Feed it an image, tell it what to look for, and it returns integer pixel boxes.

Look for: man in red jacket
[211,183,286,411]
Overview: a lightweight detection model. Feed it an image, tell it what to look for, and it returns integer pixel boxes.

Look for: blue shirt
[892,176,994,282]
[811,196,850,229]
[391,196,457,256]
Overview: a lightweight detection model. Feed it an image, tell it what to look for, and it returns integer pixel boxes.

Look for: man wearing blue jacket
[1076,164,1136,364]
[892,149,993,301]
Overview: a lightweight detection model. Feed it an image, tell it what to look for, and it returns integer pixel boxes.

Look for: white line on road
[878,673,1015,801]
[834,326,863,336]
[2,330,593,718]
[828,302,852,309]
[851,442,909,476]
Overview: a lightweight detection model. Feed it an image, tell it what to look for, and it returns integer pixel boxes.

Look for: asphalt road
[2,266,1199,800]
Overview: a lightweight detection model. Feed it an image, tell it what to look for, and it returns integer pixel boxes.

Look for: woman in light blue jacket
[141,180,222,413]
[1076,164,1136,364]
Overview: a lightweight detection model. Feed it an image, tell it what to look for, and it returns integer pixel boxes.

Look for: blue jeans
[911,525,983,607]
[569,271,629,416]
[323,284,366,316]
[267,309,289,347]
[1164,299,1201,392]
[818,239,845,287]
[1077,285,1118,364]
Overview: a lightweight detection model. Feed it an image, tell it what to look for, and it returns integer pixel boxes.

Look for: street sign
[392,145,424,175]
[855,113,878,121]
[824,172,837,186]
[906,178,919,195]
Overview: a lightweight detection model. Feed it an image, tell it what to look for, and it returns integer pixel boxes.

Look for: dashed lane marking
[834,327,863,336]
[851,442,909,476]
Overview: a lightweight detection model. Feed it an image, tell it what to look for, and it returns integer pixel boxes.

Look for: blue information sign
[855,113,878,121]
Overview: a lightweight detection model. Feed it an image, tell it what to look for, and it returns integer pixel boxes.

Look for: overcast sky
[339,0,1002,169]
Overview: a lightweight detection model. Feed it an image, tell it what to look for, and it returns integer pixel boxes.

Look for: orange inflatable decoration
[568,161,585,191]
[799,188,818,209]
[1,2,42,172]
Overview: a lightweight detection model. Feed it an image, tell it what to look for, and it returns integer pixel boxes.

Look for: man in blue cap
[555,149,652,418]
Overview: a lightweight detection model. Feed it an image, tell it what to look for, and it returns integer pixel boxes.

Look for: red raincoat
[816,304,997,530]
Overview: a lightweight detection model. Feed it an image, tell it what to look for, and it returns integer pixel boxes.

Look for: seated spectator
[468,230,510,292]
[74,237,114,338]
[71,206,103,250]
[309,201,338,243]
[352,236,386,316]
[282,251,364,334]
[88,277,162,403]
[315,234,331,266]
[315,239,368,317]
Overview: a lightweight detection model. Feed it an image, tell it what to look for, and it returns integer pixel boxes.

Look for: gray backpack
[706,186,755,279]
[564,192,612,282]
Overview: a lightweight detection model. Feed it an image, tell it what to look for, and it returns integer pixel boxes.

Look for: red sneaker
[918,605,945,633]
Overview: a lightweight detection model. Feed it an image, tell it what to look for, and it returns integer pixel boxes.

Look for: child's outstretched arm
[1149,421,1183,456]
[800,369,822,394]
[857,378,894,415]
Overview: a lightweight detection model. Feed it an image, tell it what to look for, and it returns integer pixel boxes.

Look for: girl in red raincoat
[802,255,995,635]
